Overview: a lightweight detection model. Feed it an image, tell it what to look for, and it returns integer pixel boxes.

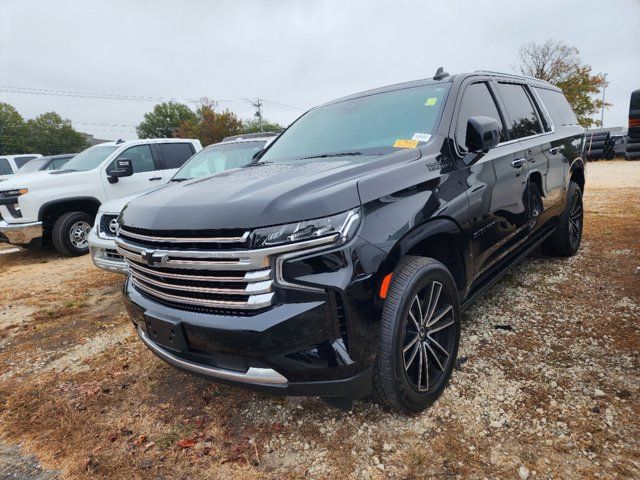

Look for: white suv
[89,133,278,273]
[0,138,201,256]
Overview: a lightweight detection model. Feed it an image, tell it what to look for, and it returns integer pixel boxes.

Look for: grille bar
[130,269,273,296]
[128,261,270,283]
[119,226,249,244]
[132,278,274,310]
[118,228,339,313]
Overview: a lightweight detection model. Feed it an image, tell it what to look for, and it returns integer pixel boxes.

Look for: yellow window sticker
[393,139,419,149]
[425,97,438,106]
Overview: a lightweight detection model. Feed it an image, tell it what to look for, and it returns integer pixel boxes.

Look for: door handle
[149,177,162,181]
[511,158,526,169]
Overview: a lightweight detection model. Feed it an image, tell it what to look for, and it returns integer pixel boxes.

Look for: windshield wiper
[298,152,364,160]
[170,177,190,182]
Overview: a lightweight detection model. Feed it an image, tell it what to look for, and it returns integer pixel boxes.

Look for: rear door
[494,82,549,232]
[103,144,166,200]
[153,142,196,178]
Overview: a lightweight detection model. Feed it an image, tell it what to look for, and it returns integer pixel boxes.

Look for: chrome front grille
[116,226,274,312]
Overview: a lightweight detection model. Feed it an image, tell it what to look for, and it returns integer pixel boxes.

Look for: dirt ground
[0,160,638,480]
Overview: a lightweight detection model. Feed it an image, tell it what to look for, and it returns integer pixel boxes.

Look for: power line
[0,85,306,111]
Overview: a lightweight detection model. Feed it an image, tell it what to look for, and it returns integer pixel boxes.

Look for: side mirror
[466,116,501,154]
[107,158,133,183]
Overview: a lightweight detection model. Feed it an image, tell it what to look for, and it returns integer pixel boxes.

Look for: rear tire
[542,181,583,257]
[52,212,93,256]
[372,256,461,413]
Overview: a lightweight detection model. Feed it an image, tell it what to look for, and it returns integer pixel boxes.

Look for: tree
[0,103,29,154]
[176,98,243,146]
[517,40,608,128]
[242,118,284,134]
[136,101,197,138]
[26,112,88,155]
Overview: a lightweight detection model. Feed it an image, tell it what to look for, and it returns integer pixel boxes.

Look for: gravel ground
[0,160,638,479]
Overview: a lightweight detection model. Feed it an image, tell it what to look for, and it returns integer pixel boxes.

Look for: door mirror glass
[107,158,133,183]
[466,116,501,153]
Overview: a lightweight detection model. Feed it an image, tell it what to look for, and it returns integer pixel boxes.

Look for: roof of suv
[320,70,559,108]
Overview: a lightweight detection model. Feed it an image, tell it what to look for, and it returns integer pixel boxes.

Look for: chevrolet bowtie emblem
[141,249,163,266]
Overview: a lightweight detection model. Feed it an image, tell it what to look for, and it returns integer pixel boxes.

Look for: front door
[453,80,532,280]
[102,144,167,200]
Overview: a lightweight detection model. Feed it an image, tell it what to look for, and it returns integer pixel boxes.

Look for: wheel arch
[569,159,585,192]
[39,197,102,232]
[384,217,469,295]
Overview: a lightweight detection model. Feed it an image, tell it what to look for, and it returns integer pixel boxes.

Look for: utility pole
[600,73,608,127]
[251,98,263,131]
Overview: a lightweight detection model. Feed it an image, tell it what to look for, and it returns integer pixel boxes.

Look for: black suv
[117,70,585,412]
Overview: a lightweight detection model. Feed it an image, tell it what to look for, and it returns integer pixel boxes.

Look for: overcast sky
[1,0,639,140]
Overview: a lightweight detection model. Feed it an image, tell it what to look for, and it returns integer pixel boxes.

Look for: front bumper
[123,276,374,398]
[0,220,42,245]
[88,227,127,274]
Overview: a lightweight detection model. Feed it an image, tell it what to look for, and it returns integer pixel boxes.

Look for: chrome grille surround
[116,226,339,312]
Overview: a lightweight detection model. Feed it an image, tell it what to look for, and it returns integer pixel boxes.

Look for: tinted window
[534,88,578,127]
[261,84,450,164]
[173,141,266,180]
[498,83,543,139]
[0,159,11,175]
[456,82,506,150]
[157,143,194,169]
[14,156,37,168]
[115,145,156,173]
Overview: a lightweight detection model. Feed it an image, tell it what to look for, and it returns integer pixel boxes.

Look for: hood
[99,188,160,215]
[120,152,419,231]
[0,169,90,190]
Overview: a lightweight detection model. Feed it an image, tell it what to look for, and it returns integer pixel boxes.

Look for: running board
[461,227,555,310]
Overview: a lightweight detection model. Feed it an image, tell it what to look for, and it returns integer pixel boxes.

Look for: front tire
[52,212,93,256]
[543,181,583,257]
[372,256,461,413]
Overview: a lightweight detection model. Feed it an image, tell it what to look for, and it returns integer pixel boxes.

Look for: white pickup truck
[0,138,202,255]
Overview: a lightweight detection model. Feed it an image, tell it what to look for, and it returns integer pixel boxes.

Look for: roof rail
[473,70,551,84]
[221,131,281,142]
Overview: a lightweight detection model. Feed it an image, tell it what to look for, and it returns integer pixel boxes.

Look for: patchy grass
[0,161,638,479]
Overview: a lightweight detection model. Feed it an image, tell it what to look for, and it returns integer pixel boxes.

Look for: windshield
[61,145,118,172]
[17,158,47,173]
[172,141,266,180]
[260,84,449,164]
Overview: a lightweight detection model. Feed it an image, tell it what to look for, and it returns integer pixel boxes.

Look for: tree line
[135,98,284,145]
[0,103,89,155]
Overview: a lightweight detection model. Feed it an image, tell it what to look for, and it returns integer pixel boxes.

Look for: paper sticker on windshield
[425,97,438,106]
[412,133,431,142]
[393,139,419,149]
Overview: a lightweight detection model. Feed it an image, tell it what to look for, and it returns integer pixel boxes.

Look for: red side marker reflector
[379,273,393,299]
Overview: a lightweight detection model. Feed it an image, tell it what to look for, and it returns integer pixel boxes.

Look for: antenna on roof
[116,138,126,144]
[433,67,449,80]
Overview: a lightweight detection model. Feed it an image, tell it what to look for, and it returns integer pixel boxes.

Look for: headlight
[1,188,28,197]
[251,209,360,248]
